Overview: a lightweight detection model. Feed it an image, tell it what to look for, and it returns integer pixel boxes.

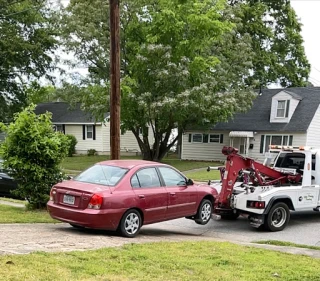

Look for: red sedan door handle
[138,195,145,199]
[170,192,176,196]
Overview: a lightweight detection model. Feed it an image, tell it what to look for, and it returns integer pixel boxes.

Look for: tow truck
[208,145,320,231]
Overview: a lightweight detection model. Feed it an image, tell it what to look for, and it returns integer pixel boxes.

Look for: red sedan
[47,160,218,237]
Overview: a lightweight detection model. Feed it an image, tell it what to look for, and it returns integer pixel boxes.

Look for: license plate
[63,194,75,205]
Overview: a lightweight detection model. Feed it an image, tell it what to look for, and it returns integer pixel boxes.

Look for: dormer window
[276,100,290,118]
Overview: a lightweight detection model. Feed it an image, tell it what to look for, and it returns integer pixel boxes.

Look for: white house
[182,87,320,162]
[35,102,152,155]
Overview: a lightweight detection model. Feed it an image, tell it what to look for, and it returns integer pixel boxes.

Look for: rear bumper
[47,201,125,230]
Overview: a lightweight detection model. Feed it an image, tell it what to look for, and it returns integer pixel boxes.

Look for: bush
[87,149,97,156]
[0,105,69,209]
[65,134,77,157]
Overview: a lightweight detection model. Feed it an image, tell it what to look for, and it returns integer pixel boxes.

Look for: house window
[192,134,203,143]
[209,134,220,143]
[189,133,223,143]
[276,100,290,118]
[56,125,64,133]
[263,135,293,153]
[86,125,93,139]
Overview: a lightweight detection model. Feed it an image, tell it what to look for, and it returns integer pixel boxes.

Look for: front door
[232,137,247,155]
[131,167,168,224]
[158,167,198,219]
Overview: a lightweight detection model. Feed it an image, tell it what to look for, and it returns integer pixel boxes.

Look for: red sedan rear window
[74,165,128,186]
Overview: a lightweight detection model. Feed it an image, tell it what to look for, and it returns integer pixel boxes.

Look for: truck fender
[263,196,295,214]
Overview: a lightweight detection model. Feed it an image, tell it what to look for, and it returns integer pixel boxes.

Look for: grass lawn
[2,241,320,281]
[61,155,220,172]
[0,197,27,204]
[0,204,57,223]
[256,240,320,251]
[185,169,221,182]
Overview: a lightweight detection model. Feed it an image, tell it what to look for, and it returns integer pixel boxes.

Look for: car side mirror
[186,178,194,186]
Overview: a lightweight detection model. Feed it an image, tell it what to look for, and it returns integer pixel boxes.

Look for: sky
[291,0,320,86]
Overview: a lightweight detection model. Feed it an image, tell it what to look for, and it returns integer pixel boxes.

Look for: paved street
[1,210,320,257]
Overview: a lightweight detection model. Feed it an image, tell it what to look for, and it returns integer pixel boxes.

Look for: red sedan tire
[119,209,142,238]
[195,199,212,225]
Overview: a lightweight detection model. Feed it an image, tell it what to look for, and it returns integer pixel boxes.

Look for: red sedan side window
[131,168,161,188]
[158,167,186,187]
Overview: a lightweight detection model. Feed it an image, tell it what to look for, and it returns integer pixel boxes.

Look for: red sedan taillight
[49,188,56,201]
[87,194,103,210]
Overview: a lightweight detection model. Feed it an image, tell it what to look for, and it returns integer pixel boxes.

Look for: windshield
[74,165,128,186]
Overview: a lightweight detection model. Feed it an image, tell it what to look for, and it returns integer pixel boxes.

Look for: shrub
[87,149,97,156]
[65,134,77,157]
[0,105,69,209]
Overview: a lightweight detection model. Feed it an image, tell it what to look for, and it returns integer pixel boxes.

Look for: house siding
[181,131,229,161]
[270,91,300,123]
[247,132,307,162]
[181,130,307,162]
[102,123,154,153]
[65,124,103,153]
[306,104,320,147]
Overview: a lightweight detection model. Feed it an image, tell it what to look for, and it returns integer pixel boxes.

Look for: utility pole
[109,0,121,160]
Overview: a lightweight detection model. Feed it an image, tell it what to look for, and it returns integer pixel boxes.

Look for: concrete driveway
[1,211,320,258]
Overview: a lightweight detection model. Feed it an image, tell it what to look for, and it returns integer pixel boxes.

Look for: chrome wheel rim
[124,213,140,235]
[201,203,212,222]
[271,207,287,228]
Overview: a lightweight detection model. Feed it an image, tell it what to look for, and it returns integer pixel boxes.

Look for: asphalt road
[1,210,320,256]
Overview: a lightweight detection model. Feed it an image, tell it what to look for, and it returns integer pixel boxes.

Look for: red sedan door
[158,167,198,219]
[132,167,168,224]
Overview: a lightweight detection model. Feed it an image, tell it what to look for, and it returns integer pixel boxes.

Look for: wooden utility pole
[109,0,121,160]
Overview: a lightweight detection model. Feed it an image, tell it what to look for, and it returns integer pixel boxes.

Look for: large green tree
[0,0,58,122]
[229,0,310,87]
[59,0,256,160]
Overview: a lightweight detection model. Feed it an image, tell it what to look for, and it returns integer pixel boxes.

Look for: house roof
[211,87,320,132]
[35,102,109,123]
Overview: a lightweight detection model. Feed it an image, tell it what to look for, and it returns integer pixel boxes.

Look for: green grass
[61,155,220,172]
[1,241,320,281]
[0,204,57,223]
[185,169,221,181]
[256,240,320,251]
[0,197,27,204]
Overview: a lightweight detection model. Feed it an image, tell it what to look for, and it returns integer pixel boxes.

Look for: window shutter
[203,134,209,143]
[62,124,65,135]
[285,100,290,117]
[220,134,224,143]
[289,135,293,146]
[188,134,192,142]
[82,125,85,140]
[260,135,265,153]
[93,125,96,140]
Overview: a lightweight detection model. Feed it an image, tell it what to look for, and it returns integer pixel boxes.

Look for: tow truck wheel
[195,199,212,225]
[264,202,290,232]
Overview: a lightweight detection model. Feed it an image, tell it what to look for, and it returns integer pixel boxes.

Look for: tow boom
[213,146,301,216]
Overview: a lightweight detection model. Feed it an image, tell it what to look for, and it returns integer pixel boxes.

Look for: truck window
[275,152,315,170]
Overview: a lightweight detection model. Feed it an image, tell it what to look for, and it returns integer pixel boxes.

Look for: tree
[59,0,256,161]
[0,0,59,122]
[0,105,69,209]
[229,0,310,87]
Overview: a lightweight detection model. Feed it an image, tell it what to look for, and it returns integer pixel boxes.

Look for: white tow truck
[208,145,320,231]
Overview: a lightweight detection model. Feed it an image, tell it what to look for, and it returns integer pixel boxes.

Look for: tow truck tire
[195,199,212,225]
[264,202,290,232]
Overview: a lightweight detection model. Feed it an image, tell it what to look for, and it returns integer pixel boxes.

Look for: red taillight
[49,188,56,201]
[247,200,265,209]
[87,194,103,210]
